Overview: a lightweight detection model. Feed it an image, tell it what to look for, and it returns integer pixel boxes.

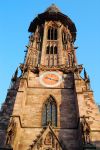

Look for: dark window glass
[51,28,53,40]
[42,96,57,126]
[54,29,57,40]
[50,46,53,54]
[47,28,57,40]
[46,46,50,54]
[48,29,50,40]
[54,46,57,54]
[52,104,57,126]
[42,104,47,126]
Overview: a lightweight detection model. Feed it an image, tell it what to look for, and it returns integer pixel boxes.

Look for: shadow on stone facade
[58,72,82,150]
[0,71,20,150]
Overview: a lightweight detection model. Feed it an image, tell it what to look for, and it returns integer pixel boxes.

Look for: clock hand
[45,77,58,81]
[45,77,52,80]
[51,78,59,81]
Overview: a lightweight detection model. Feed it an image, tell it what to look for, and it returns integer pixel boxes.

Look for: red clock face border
[39,71,62,87]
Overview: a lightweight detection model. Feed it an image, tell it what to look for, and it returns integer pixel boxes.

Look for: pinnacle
[45,4,60,13]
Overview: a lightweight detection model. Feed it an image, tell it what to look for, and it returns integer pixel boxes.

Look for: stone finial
[45,4,60,13]
[84,68,91,90]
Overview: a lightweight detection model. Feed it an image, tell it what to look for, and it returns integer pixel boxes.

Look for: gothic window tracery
[50,46,53,54]
[46,46,58,66]
[48,27,57,40]
[46,46,50,54]
[6,118,17,146]
[46,25,58,66]
[46,46,58,55]
[54,46,57,54]
[62,32,67,44]
[62,29,72,46]
[81,116,91,144]
[42,96,57,126]
[44,132,53,145]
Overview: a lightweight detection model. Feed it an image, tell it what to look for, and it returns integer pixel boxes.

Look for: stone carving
[29,34,34,43]
[31,66,39,74]
[23,26,42,70]
[6,118,17,146]
[44,132,52,145]
[62,32,67,45]
[29,125,63,150]
[62,28,75,68]
[36,138,42,150]
[81,116,91,144]
[84,69,91,90]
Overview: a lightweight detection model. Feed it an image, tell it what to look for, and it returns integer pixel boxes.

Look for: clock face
[39,71,62,87]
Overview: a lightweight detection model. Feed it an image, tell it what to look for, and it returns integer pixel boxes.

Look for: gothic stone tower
[0,4,100,150]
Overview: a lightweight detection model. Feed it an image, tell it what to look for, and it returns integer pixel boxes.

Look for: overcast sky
[0,0,100,107]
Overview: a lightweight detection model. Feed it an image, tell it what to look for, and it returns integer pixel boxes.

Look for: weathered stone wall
[75,76,100,148]
[0,79,20,148]
[7,71,81,150]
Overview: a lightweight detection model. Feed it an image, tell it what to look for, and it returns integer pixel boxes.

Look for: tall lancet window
[42,96,57,126]
[46,26,58,66]
[48,27,57,40]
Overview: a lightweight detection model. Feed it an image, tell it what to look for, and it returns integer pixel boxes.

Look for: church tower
[0,4,100,150]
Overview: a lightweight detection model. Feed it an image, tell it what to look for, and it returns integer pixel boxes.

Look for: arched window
[50,46,53,54]
[47,27,57,40]
[54,28,57,40]
[46,46,58,66]
[54,46,57,54]
[48,29,51,40]
[46,46,50,54]
[42,96,57,126]
[51,28,53,40]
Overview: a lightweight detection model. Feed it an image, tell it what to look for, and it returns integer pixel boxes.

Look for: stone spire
[11,67,18,82]
[84,68,91,90]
